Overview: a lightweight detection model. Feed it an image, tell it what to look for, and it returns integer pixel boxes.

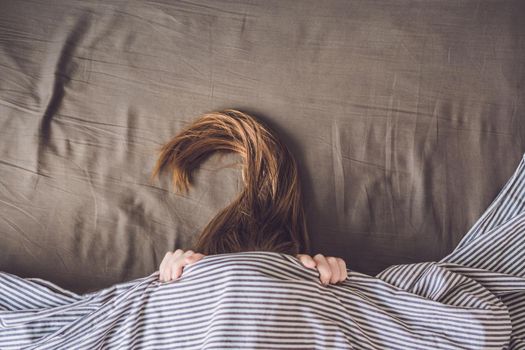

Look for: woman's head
[152,109,309,256]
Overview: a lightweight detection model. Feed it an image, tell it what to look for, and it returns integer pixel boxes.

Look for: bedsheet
[0,253,515,349]
[1,0,525,293]
[2,153,525,349]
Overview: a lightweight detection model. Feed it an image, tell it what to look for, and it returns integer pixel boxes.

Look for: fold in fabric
[2,154,525,349]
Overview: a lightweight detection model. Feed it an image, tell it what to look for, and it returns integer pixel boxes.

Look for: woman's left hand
[297,254,348,285]
[159,249,205,282]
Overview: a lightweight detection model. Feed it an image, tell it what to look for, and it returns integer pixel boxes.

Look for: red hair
[151,109,309,255]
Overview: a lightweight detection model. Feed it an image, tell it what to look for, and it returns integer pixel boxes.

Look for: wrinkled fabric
[0,253,514,349]
[2,154,525,349]
[1,0,524,293]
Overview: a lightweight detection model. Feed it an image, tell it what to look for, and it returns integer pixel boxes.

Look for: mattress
[0,0,524,293]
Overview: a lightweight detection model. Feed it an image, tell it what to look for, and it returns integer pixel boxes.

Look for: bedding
[2,153,525,349]
[1,0,524,294]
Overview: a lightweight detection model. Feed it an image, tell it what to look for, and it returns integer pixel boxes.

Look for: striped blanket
[2,155,525,349]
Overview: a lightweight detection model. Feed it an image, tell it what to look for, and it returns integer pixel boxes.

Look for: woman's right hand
[159,249,206,282]
[297,254,348,285]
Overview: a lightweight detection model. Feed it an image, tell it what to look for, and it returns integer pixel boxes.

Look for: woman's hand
[159,250,348,285]
[297,254,348,285]
[159,249,205,282]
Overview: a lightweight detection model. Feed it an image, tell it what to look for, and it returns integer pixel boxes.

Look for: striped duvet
[2,154,525,349]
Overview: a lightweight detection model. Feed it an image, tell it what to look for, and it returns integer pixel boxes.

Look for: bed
[1,0,524,295]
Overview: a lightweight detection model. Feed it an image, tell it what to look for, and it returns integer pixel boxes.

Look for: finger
[170,252,189,280]
[173,249,184,258]
[161,251,177,282]
[337,258,348,282]
[326,257,342,284]
[171,260,184,281]
[297,254,316,269]
[185,253,205,264]
[172,249,201,280]
[180,250,196,266]
[159,252,172,281]
[165,250,184,281]
[163,257,174,282]
[313,254,332,285]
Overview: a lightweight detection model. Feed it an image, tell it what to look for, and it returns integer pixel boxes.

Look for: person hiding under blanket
[151,109,347,285]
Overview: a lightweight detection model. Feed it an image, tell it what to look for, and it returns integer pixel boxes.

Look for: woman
[2,110,524,349]
[151,109,347,285]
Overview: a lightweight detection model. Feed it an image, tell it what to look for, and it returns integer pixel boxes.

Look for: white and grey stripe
[2,154,525,349]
